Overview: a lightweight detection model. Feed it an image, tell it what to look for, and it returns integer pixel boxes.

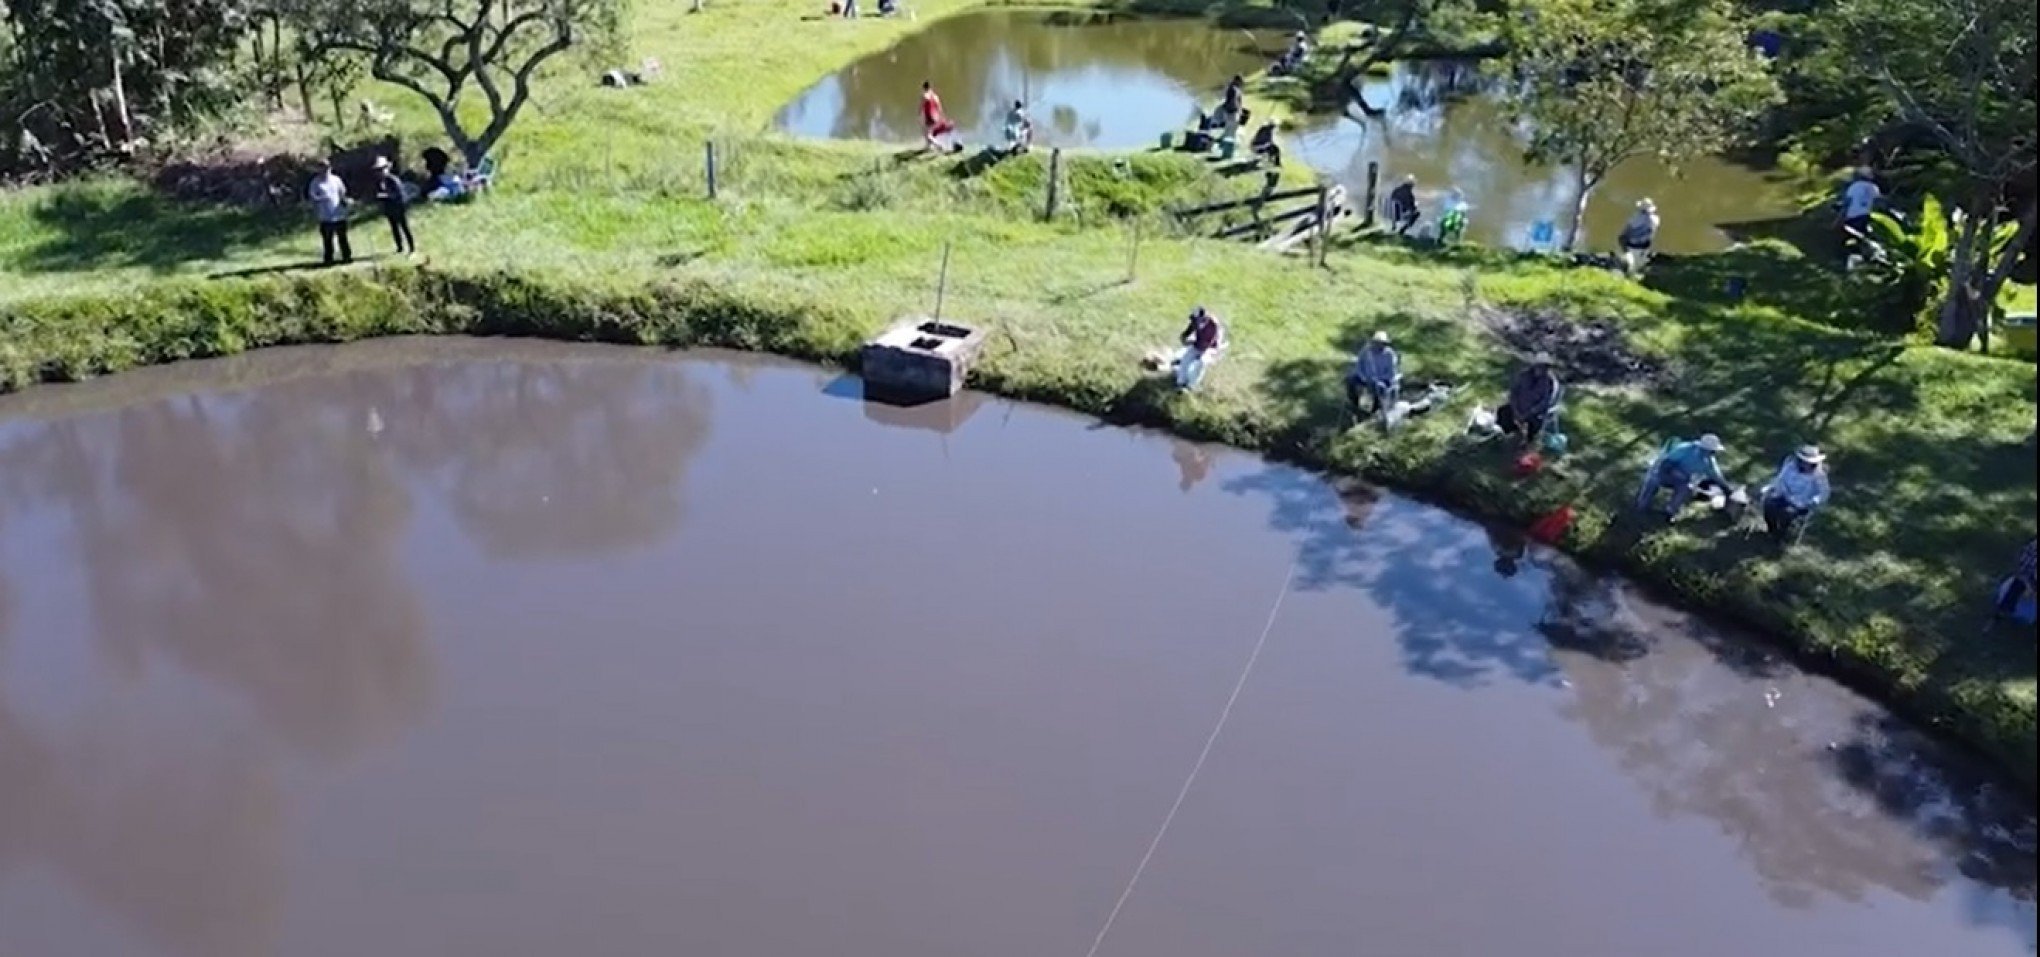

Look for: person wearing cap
[1387,174,1420,236]
[1496,355,1562,445]
[1761,445,1831,543]
[1174,305,1227,390]
[1636,433,1729,516]
[1345,331,1401,421]
[307,158,352,266]
[372,155,416,256]
[1618,198,1659,276]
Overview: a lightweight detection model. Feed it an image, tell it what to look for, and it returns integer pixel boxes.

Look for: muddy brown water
[0,340,2031,957]
[772,12,1797,252]
[773,11,1275,150]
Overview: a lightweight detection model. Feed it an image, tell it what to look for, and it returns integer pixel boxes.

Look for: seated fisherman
[1761,445,1830,544]
[1274,31,1311,74]
[1345,331,1401,421]
[1636,433,1730,516]
[1495,356,1562,445]
[1175,305,1228,390]
[1003,100,1033,154]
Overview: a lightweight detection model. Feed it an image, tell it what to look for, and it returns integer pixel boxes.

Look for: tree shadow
[1646,238,1875,330]
[19,186,306,276]
[946,146,1011,181]
[1221,465,1565,687]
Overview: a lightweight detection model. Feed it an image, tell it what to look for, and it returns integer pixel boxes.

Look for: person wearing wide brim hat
[1637,432,1731,517]
[1761,444,1830,544]
[1346,330,1402,422]
[372,153,417,256]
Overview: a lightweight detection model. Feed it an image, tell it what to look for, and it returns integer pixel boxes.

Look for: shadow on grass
[1646,238,1878,330]
[16,186,305,277]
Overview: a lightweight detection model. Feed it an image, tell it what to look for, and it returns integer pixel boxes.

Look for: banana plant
[1866,194,2019,336]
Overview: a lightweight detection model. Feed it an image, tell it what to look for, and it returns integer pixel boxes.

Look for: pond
[774,11,1276,150]
[0,339,2031,957]
[1288,60,1802,254]
[775,12,1799,253]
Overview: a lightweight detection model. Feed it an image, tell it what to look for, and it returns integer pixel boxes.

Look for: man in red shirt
[920,81,957,152]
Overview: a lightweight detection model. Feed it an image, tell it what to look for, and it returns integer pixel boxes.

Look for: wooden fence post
[933,241,953,320]
[1043,148,1063,220]
[1363,161,1380,228]
[705,141,718,200]
[1314,184,1330,267]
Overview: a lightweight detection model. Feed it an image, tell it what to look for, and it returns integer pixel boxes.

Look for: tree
[1838,0,2036,349]
[1502,0,1780,249]
[2,0,253,175]
[285,0,624,165]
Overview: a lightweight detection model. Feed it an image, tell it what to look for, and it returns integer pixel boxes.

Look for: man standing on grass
[374,156,416,257]
[308,159,353,266]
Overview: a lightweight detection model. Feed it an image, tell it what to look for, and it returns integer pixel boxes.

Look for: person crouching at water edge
[920,81,960,153]
[1174,306,1227,389]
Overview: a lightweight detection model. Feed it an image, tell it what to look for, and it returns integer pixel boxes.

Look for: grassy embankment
[0,0,2033,787]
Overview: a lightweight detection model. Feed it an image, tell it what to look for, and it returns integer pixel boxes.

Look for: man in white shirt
[1762,445,1830,544]
[1840,168,1881,234]
[307,160,353,266]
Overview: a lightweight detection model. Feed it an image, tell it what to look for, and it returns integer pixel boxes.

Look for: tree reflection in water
[0,348,715,957]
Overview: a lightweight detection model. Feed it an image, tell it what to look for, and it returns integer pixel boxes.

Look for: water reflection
[0,706,286,957]
[373,361,714,559]
[1220,463,2035,934]
[0,345,715,957]
[0,387,429,760]
[774,12,1273,149]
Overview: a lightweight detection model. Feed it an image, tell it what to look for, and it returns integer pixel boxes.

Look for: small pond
[773,11,1275,149]
[775,12,1799,252]
[1288,60,1802,253]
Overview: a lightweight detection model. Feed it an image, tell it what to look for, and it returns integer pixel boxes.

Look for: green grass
[0,0,2033,788]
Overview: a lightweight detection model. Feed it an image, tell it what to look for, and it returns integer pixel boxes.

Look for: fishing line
[1081,556,1300,957]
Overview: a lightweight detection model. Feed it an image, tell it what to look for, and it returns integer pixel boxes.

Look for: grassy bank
[0,0,2033,787]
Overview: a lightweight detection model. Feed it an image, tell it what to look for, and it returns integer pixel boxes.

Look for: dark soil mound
[1477,305,1670,388]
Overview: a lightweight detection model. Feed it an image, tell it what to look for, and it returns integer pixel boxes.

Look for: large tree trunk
[1936,208,1986,347]
[107,41,133,150]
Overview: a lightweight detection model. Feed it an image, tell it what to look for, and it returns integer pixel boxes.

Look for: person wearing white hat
[1345,330,1401,421]
[1762,444,1831,543]
[306,157,352,266]
[1636,432,1730,516]
[372,155,416,256]
[1618,197,1660,276]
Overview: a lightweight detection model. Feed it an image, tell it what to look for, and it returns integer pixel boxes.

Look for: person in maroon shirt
[1174,306,1227,389]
